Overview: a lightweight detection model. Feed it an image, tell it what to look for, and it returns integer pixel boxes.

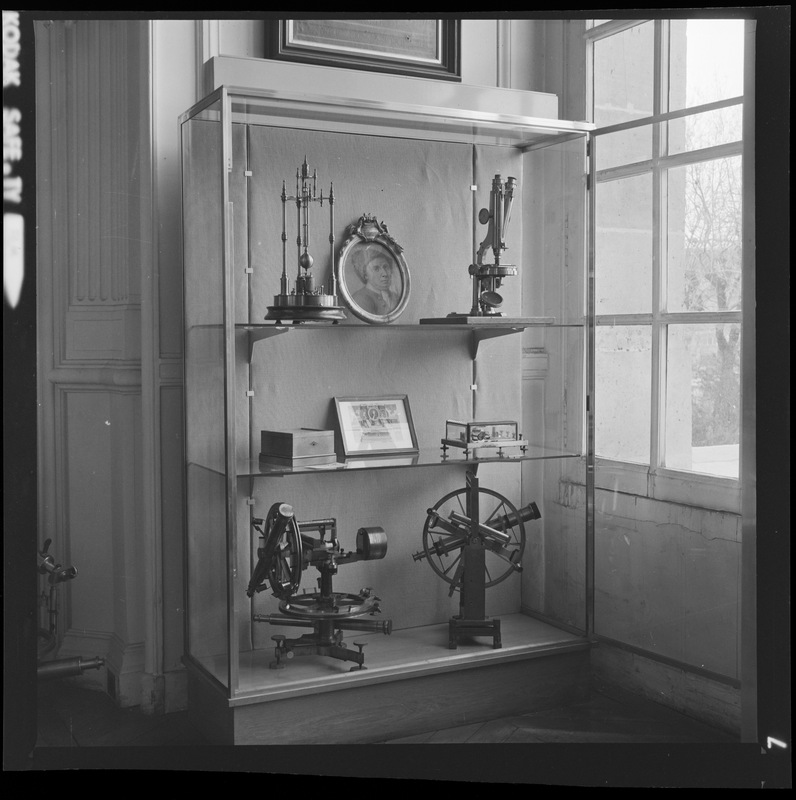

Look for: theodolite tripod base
[269,629,370,671]
[258,607,392,671]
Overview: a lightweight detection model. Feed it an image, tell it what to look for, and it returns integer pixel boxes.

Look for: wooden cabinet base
[186,638,591,745]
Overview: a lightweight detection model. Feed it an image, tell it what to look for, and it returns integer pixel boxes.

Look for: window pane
[596,326,651,464]
[668,19,745,110]
[667,105,743,156]
[665,324,740,477]
[594,126,652,170]
[595,173,652,314]
[666,157,742,312]
[593,21,655,126]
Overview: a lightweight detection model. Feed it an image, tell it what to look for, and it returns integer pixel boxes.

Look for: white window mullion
[650,173,665,473]
[650,20,665,473]
[653,165,670,473]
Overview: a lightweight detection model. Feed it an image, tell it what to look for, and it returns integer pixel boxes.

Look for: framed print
[265,19,461,82]
[336,214,410,325]
[334,395,419,458]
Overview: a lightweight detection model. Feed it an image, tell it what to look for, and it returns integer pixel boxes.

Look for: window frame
[585,18,747,513]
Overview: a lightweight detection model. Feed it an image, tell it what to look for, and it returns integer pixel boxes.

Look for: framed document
[334,395,419,457]
[266,19,461,81]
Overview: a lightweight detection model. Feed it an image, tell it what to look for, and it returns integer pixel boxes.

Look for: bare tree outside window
[592,18,744,478]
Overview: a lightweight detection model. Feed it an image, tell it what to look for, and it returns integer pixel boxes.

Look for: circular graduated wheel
[421,487,526,591]
[262,502,303,599]
[278,590,380,620]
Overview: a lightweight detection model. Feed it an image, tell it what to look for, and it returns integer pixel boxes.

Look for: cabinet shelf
[189,445,583,480]
[241,318,582,360]
[189,613,587,707]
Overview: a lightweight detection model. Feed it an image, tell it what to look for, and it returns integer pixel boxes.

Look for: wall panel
[35,18,150,704]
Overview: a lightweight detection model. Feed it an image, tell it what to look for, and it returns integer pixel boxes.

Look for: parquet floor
[14,649,777,787]
[379,687,738,744]
[28,676,736,763]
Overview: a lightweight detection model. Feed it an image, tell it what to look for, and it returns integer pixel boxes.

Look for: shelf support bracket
[471,326,525,359]
[247,326,292,360]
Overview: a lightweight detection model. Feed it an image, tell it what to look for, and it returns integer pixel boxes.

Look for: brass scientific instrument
[249,503,391,670]
[412,470,540,649]
[37,538,105,681]
[265,157,347,324]
[441,419,529,458]
[421,173,518,323]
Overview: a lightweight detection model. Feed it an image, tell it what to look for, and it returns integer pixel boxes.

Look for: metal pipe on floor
[37,656,105,681]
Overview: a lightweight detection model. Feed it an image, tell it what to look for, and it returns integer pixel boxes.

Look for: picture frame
[265,19,461,82]
[336,214,410,325]
[334,395,419,458]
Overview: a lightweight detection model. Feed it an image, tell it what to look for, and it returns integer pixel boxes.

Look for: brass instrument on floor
[265,157,347,324]
[249,503,391,671]
[37,539,105,680]
[412,470,540,650]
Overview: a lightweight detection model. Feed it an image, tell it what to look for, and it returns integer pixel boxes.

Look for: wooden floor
[26,676,740,781]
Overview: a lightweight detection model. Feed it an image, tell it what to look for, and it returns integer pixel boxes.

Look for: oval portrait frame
[336,215,410,325]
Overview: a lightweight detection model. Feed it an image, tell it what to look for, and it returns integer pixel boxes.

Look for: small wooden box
[259,428,336,466]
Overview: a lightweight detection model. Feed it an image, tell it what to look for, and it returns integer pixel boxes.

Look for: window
[587,19,746,486]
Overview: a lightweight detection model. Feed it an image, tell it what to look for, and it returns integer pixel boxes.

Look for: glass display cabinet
[180,83,594,745]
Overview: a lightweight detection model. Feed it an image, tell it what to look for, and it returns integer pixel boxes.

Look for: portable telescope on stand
[265,157,347,324]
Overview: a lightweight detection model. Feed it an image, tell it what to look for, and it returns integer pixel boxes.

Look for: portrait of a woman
[336,214,410,324]
[350,244,402,316]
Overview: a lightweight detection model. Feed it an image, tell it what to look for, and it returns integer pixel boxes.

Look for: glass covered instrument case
[180,81,593,745]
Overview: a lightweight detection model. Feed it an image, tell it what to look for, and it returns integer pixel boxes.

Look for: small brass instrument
[468,173,518,317]
[441,419,528,458]
[249,503,391,671]
[37,538,105,681]
[436,173,518,323]
[420,173,520,324]
[265,157,346,323]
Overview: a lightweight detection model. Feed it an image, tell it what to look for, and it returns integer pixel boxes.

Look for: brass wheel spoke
[484,498,505,526]
[441,551,463,577]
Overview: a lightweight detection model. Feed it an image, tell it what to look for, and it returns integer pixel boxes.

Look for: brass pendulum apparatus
[265,157,347,324]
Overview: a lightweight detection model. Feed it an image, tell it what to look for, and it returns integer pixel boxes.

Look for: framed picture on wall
[265,19,461,81]
[334,395,419,458]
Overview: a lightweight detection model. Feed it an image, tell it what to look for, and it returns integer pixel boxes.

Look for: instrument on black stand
[412,470,540,649]
[248,503,391,671]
